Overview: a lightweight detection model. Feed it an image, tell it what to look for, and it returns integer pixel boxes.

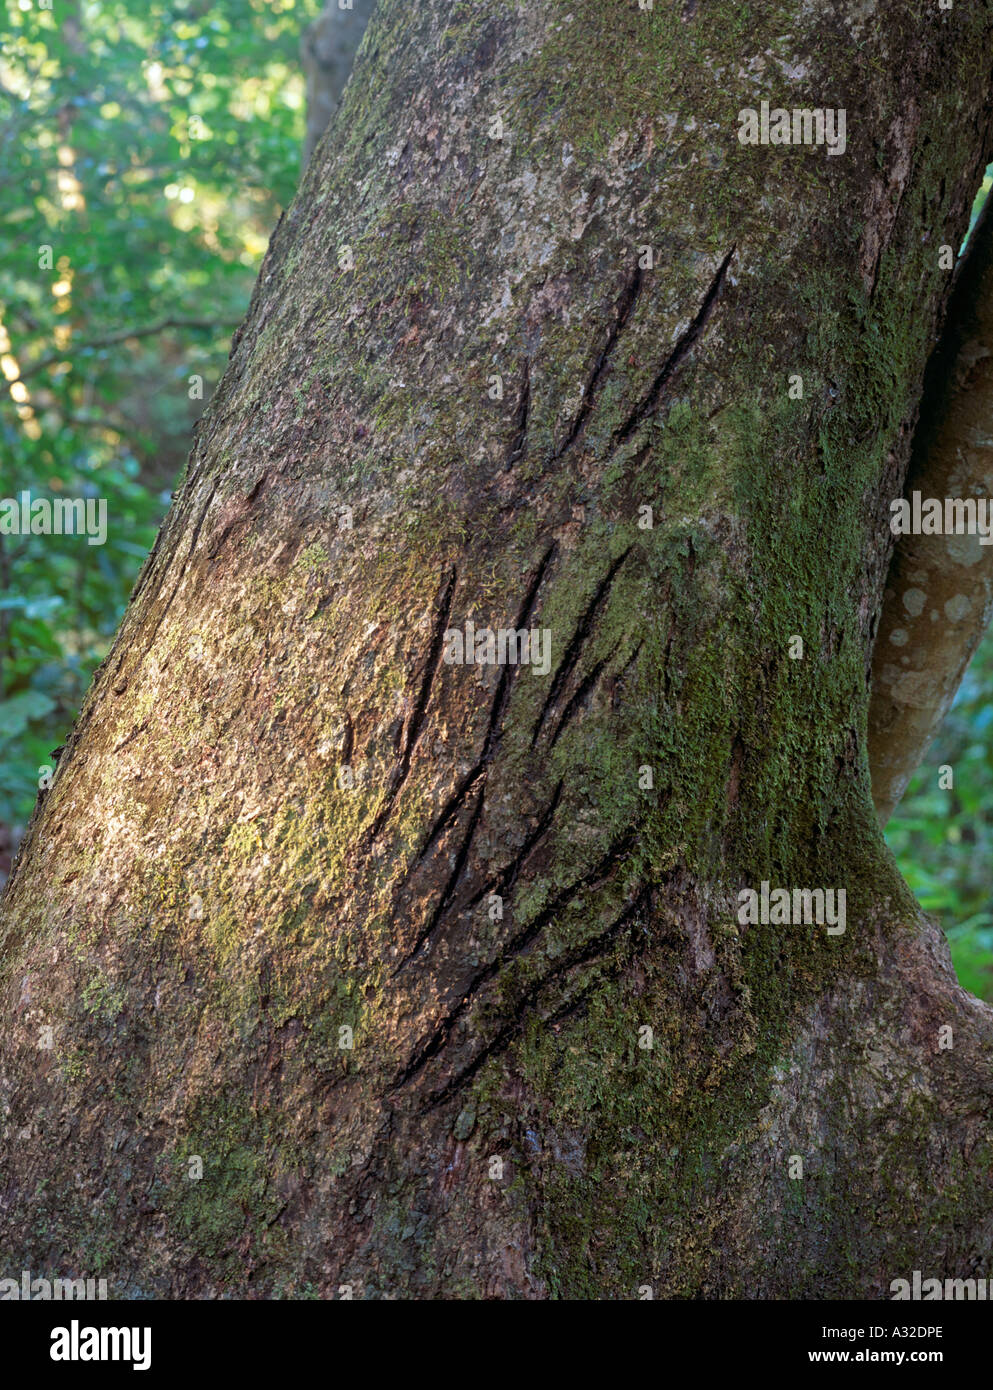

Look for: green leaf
[0,690,57,739]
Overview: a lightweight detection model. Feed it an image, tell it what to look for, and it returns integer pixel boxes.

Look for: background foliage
[885,628,993,1001]
[0,0,318,833]
[1,1,991,1001]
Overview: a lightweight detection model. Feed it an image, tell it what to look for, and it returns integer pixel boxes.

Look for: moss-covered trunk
[3,0,993,1298]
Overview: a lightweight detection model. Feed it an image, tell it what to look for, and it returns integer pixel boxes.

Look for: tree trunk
[3,0,993,1299]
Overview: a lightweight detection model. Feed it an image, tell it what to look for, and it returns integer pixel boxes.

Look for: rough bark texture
[3,0,993,1299]
[869,200,993,824]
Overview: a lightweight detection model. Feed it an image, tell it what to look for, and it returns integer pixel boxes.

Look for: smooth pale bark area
[869,202,993,824]
[3,0,993,1299]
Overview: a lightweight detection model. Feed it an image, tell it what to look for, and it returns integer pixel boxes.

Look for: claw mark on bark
[396,777,563,977]
[661,625,677,704]
[398,566,458,778]
[614,245,736,444]
[390,828,636,1091]
[530,548,631,748]
[393,786,486,973]
[184,477,222,571]
[364,564,457,845]
[547,641,634,750]
[505,358,531,469]
[410,765,485,876]
[207,471,269,560]
[425,884,652,1106]
[550,265,643,460]
[409,543,558,867]
[463,778,564,912]
[112,719,150,754]
[341,709,354,767]
[613,637,645,705]
[548,650,616,747]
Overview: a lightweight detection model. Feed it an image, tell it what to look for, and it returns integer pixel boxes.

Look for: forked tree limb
[869,194,993,824]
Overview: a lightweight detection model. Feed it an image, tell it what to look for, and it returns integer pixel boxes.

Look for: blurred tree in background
[1,1,992,1006]
[0,0,320,842]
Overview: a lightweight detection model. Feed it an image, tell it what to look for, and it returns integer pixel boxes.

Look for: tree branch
[868,196,993,823]
[9,318,241,385]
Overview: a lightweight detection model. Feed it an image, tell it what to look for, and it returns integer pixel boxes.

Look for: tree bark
[3,0,993,1299]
